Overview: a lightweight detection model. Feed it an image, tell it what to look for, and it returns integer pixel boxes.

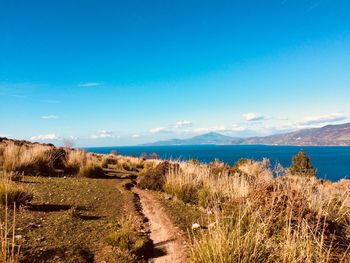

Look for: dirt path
[133,188,187,263]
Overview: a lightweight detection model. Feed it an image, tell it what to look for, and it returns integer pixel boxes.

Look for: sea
[85,145,350,182]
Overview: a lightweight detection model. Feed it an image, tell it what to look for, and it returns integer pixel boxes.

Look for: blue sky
[0,0,349,146]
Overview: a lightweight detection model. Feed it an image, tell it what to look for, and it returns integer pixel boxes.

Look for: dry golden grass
[3,139,349,261]
[0,173,33,208]
[0,141,151,178]
[0,204,20,263]
[2,143,51,174]
[0,173,27,263]
[164,160,350,262]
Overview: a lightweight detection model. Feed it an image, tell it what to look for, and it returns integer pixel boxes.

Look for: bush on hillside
[2,143,70,176]
[0,145,4,166]
[229,158,251,176]
[101,156,118,168]
[289,150,316,177]
[64,163,80,176]
[138,161,178,191]
[122,161,144,172]
[78,165,105,178]
[46,147,68,170]
[13,159,55,177]
[187,159,199,165]
[0,180,33,207]
[165,183,201,204]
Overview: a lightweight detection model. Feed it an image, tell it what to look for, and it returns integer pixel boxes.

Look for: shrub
[5,172,23,182]
[106,220,150,256]
[110,150,118,156]
[0,179,33,207]
[46,147,68,169]
[289,150,316,177]
[140,152,148,160]
[0,145,4,167]
[197,186,211,207]
[15,159,54,177]
[78,165,105,178]
[122,162,141,172]
[150,153,158,160]
[2,143,65,176]
[167,183,200,204]
[64,163,80,176]
[101,156,118,168]
[230,158,251,175]
[187,159,200,165]
[138,161,176,191]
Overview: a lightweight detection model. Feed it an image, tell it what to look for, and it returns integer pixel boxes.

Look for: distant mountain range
[143,123,350,146]
[144,132,242,146]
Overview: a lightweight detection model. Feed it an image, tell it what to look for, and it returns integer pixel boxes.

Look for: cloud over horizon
[301,113,347,126]
[243,113,265,121]
[149,127,171,133]
[91,130,115,139]
[175,120,193,128]
[30,134,59,141]
[194,125,246,134]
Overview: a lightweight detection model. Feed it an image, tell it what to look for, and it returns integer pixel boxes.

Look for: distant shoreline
[84,144,350,149]
[85,144,350,181]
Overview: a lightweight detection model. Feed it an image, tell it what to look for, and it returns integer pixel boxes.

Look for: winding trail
[133,188,187,263]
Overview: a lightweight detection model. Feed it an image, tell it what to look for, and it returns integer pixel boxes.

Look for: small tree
[150,153,158,160]
[63,138,75,148]
[140,152,148,160]
[289,149,316,177]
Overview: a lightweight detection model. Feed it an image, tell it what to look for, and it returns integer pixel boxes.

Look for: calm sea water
[85,145,350,182]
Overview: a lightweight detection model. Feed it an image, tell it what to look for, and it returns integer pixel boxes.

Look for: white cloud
[175,120,193,128]
[301,113,346,125]
[243,112,264,121]
[41,115,58,119]
[79,82,103,87]
[149,127,174,133]
[148,120,193,134]
[132,134,140,138]
[231,125,246,131]
[194,126,226,133]
[150,127,166,133]
[194,125,245,133]
[30,134,59,141]
[91,130,115,139]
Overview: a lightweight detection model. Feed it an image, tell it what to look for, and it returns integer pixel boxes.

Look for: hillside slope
[242,123,350,146]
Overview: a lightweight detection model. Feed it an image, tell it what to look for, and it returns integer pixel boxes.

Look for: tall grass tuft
[0,174,32,208]
[0,188,21,263]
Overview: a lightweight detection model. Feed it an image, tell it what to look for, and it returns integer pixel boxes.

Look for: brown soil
[133,188,187,263]
[1,176,143,263]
